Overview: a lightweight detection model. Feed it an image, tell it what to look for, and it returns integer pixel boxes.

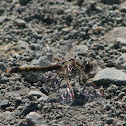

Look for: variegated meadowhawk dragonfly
[6,41,104,105]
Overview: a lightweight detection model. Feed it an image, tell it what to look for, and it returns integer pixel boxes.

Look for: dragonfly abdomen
[6,64,62,73]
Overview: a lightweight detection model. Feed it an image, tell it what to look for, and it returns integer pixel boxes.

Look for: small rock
[76,0,84,6]
[79,32,87,39]
[115,54,126,69]
[102,0,120,5]
[24,72,47,83]
[116,38,126,46]
[122,95,126,102]
[118,92,125,99]
[106,118,116,124]
[120,6,126,13]
[26,112,45,126]
[17,40,29,50]
[19,0,30,5]
[0,62,6,71]
[79,27,89,32]
[74,44,88,56]
[69,30,78,38]
[105,104,112,111]
[119,114,126,120]
[96,6,103,13]
[57,8,64,15]
[112,4,119,10]
[62,28,70,34]
[19,122,28,126]
[121,46,126,52]
[88,21,95,27]
[0,77,9,83]
[65,14,73,22]
[14,19,26,27]
[28,90,47,100]
[15,97,22,103]
[0,99,10,109]
[38,95,48,103]
[40,87,49,95]
[93,68,126,86]
[107,84,118,94]
[0,16,7,24]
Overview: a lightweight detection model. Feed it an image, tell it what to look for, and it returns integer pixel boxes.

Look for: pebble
[26,112,45,126]
[96,6,103,13]
[79,32,87,39]
[106,118,116,124]
[65,14,73,22]
[62,28,70,34]
[74,44,88,56]
[14,19,26,27]
[69,30,78,38]
[103,0,120,5]
[118,92,125,99]
[93,68,126,86]
[115,54,126,69]
[105,104,112,111]
[24,72,47,83]
[121,46,126,52]
[0,62,6,71]
[38,95,48,103]
[17,40,29,50]
[15,97,22,103]
[0,16,7,24]
[28,90,47,100]
[116,38,126,46]
[0,77,9,83]
[19,0,30,5]
[122,95,126,102]
[0,99,10,109]
[120,6,126,13]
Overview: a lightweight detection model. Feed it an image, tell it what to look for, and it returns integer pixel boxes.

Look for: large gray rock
[116,38,126,46]
[28,90,47,100]
[93,68,126,86]
[115,54,126,69]
[104,27,126,43]
[26,112,45,126]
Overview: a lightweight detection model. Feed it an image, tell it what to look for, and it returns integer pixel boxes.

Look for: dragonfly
[6,41,104,105]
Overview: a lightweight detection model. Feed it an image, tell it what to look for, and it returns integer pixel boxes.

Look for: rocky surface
[0,0,126,126]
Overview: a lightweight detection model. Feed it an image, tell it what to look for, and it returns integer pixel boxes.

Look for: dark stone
[65,14,73,22]
[19,0,31,6]
[24,72,47,83]
[0,62,6,71]
[105,104,111,111]
[69,30,78,38]
[19,122,28,126]
[79,32,87,39]
[77,0,84,6]
[106,118,115,124]
[40,87,49,95]
[0,77,9,84]
[102,0,120,5]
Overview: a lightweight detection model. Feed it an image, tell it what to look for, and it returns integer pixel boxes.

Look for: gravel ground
[0,0,126,126]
